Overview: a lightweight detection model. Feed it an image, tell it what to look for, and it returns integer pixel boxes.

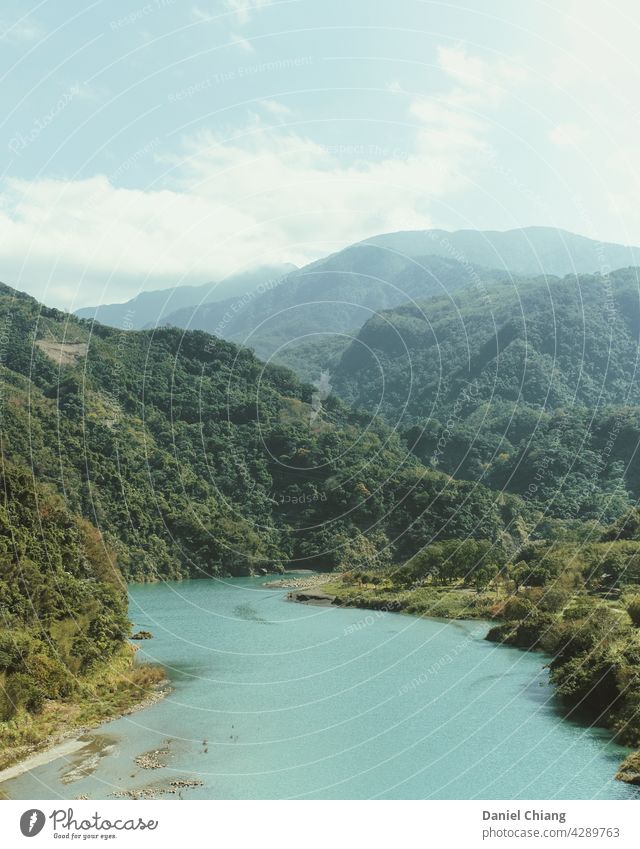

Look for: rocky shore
[0,668,170,783]
[616,752,640,785]
[263,572,341,591]
[287,589,337,606]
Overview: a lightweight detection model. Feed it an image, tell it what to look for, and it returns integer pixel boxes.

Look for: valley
[3,227,640,794]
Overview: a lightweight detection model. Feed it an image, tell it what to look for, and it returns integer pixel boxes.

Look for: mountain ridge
[0,280,544,584]
[308,268,640,521]
[89,226,640,361]
[75,263,296,330]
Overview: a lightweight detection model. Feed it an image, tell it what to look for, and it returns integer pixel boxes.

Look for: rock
[290,590,335,606]
[131,630,153,640]
[485,624,513,643]
[616,751,640,784]
[134,747,170,769]
[111,777,204,800]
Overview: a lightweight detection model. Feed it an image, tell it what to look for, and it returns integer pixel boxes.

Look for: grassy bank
[311,556,640,787]
[0,645,167,772]
[318,577,504,620]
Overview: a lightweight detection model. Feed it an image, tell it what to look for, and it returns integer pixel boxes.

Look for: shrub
[627,596,640,627]
[538,586,571,613]
[5,673,45,716]
[502,596,535,620]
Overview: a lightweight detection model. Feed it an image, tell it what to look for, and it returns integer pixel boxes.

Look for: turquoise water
[3,577,638,799]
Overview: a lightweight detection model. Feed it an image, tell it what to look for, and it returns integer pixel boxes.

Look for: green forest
[0,282,545,583]
[290,269,640,524]
[3,265,640,782]
[0,460,127,720]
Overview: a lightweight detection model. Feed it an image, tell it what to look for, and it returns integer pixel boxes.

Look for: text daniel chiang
[483,809,566,824]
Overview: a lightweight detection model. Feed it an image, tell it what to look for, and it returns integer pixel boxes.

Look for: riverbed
[2,576,637,800]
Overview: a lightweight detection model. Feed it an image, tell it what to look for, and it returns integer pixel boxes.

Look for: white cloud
[437,45,527,107]
[190,6,256,50]
[539,1,640,242]
[260,99,292,117]
[409,100,486,153]
[548,122,586,148]
[226,0,269,25]
[0,15,45,44]
[0,45,526,309]
[231,32,254,53]
[190,5,211,22]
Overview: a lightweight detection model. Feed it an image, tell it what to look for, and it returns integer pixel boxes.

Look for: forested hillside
[316,269,640,522]
[154,248,509,359]
[0,459,128,720]
[0,282,543,583]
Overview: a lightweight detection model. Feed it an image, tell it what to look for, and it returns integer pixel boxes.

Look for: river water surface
[2,576,638,800]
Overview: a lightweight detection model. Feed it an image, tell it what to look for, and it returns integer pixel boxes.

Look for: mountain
[147,227,640,361]
[0,281,541,584]
[361,226,640,276]
[331,268,640,417]
[75,264,295,330]
[4,262,640,759]
[156,248,510,359]
[318,268,640,521]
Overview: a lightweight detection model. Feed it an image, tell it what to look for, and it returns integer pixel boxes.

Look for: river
[2,576,637,800]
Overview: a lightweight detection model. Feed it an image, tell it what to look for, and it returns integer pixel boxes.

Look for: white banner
[0,800,638,849]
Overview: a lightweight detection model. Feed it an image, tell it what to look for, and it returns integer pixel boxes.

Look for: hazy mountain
[75,264,296,330]
[361,226,640,276]
[153,227,640,360]
[157,247,509,359]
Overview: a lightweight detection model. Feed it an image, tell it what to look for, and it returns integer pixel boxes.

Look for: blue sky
[1,0,639,308]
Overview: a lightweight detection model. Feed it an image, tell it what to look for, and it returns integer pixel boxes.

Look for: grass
[0,645,166,772]
[319,576,506,622]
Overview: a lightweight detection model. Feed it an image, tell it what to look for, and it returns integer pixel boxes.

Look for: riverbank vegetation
[319,508,640,784]
[3,271,640,786]
[0,647,166,772]
[0,459,164,770]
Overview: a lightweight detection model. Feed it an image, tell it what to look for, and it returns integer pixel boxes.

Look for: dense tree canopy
[0,459,128,720]
[295,270,640,523]
[0,283,543,582]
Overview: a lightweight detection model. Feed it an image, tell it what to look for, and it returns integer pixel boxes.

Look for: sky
[1,0,640,309]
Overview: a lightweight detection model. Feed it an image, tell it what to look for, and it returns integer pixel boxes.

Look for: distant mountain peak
[359,226,640,276]
[74,263,296,330]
